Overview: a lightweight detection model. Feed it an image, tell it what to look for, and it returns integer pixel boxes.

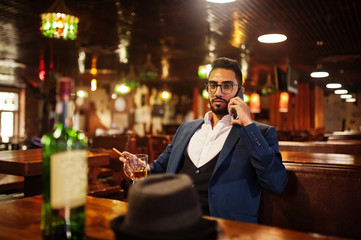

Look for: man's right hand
[118,151,150,180]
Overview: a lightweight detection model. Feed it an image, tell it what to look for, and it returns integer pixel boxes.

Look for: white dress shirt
[187,111,233,168]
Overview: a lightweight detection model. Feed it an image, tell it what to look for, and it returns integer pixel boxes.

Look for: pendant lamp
[310,64,329,78]
[326,83,341,89]
[206,0,236,3]
[258,23,287,44]
[40,0,79,40]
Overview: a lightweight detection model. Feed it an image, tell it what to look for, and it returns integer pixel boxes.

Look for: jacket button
[195,169,200,174]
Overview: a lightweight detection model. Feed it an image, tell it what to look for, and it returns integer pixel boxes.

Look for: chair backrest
[148,135,173,163]
[91,134,130,152]
[258,162,361,239]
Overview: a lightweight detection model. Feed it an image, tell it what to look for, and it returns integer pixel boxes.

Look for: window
[0,92,19,143]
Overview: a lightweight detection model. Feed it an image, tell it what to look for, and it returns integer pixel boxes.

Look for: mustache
[211,97,227,104]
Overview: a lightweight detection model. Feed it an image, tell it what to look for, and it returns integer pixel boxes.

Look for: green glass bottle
[41,77,88,240]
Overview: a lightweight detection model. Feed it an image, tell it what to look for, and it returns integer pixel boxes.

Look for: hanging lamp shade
[249,93,261,113]
[326,83,342,89]
[40,0,79,40]
[310,64,329,78]
[335,89,348,94]
[206,0,236,3]
[258,23,287,44]
[279,92,289,112]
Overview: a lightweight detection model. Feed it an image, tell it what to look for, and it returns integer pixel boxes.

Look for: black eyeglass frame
[205,82,239,94]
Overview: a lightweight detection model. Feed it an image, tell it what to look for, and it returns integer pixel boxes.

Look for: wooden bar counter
[0,195,347,240]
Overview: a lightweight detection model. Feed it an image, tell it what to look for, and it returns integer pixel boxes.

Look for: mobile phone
[232,88,244,119]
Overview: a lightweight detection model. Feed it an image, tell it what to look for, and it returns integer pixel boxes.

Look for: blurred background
[0,0,361,148]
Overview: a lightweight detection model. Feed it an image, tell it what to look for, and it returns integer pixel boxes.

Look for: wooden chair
[91,134,131,152]
[147,135,173,163]
[88,135,131,200]
[276,130,292,141]
[259,161,361,239]
[291,130,309,141]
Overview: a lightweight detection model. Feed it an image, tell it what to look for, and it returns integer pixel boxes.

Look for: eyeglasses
[205,82,239,94]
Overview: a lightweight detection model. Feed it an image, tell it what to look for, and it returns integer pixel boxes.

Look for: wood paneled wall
[294,82,311,130]
[313,84,324,129]
[269,82,324,132]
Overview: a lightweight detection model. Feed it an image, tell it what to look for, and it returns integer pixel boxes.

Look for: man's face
[207,68,239,116]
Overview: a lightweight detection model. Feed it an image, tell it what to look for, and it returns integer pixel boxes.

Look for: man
[121,57,288,224]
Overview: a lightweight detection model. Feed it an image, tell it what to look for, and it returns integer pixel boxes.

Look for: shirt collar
[204,111,233,126]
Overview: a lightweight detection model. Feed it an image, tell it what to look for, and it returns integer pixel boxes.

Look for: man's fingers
[119,157,126,163]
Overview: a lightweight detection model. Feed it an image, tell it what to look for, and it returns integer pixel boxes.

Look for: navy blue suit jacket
[150,119,288,223]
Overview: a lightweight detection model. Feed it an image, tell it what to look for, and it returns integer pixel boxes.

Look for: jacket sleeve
[241,122,288,194]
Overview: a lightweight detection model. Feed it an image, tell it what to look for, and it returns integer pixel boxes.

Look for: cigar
[112,148,125,158]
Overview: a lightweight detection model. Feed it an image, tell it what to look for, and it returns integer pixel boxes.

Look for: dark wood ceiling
[1,0,361,95]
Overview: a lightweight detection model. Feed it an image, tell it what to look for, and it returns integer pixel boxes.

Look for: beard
[209,98,229,116]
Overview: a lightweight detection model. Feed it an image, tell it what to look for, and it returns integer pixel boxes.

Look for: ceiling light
[326,83,342,89]
[76,90,88,98]
[115,84,131,95]
[206,0,237,3]
[334,89,348,94]
[258,23,287,43]
[258,33,287,43]
[40,0,79,40]
[340,94,352,99]
[161,90,172,101]
[310,70,329,78]
[346,98,356,103]
[310,65,329,78]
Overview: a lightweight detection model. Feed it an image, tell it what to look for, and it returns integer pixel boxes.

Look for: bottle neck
[55,100,74,128]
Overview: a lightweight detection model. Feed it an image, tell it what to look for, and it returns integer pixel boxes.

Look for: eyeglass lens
[206,83,234,94]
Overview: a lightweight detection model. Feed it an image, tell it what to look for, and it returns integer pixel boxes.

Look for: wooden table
[0,149,110,197]
[0,195,347,240]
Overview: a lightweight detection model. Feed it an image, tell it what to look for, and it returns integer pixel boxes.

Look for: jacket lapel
[166,119,204,172]
[213,124,242,174]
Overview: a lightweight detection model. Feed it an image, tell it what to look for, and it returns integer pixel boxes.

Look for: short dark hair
[209,57,243,86]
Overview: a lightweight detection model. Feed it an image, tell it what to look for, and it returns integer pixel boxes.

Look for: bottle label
[50,150,88,209]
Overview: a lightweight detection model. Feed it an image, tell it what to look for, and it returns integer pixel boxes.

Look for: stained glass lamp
[40,0,79,40]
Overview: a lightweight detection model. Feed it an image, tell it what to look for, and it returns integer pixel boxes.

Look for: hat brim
[110,215,218,240]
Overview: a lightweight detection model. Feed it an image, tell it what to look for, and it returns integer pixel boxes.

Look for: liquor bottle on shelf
[41,77,88,240]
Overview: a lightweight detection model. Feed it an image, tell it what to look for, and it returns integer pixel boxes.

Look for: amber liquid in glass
[132,170,147,180]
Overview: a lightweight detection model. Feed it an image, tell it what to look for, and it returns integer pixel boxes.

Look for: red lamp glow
[279,92,289,112]
[249,93,261,113]
[39,70,46,81]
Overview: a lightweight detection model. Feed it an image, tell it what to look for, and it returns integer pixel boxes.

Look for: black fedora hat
[110,174,218,240]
